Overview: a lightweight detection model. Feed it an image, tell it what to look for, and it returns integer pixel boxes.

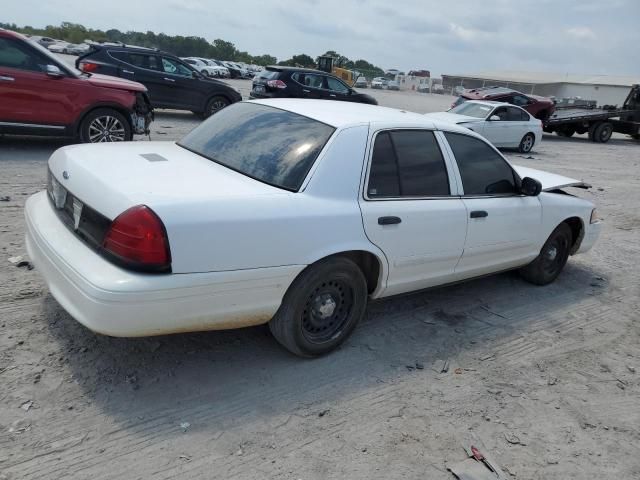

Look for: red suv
[0,29,152,142]
[451,86,555,121]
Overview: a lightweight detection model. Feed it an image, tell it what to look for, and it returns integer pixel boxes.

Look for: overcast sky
[5,0,640,77]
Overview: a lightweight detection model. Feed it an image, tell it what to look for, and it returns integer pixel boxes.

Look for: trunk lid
[512,165,591,191]
[48,141,286,221]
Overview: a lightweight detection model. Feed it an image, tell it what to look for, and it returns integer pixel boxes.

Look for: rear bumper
[25,191,304,337]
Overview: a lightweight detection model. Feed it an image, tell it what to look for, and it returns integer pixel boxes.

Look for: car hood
[86,73,147,93]
[512,165,591,191]
[425,112,484,124]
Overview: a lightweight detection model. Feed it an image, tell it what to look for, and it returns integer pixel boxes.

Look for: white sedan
[427,100,543,153]
[25,100,601,357]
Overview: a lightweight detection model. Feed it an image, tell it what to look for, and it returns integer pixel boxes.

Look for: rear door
[358,129,467,296]
[442,132,541,276]
[505,106,530,147]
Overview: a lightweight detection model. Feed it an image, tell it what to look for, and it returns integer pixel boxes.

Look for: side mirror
[521,177,542,196]
[46,65,64,78]
[489,115,501,121]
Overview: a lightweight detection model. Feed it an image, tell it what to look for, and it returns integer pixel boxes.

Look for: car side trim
[0,121,65,130]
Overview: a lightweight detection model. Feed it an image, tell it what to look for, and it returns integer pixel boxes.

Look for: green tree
[279,53,315,68]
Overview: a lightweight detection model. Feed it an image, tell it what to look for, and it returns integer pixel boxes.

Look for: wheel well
[563,217,584,254]
[325,251,382,295]
[76,105,132,134]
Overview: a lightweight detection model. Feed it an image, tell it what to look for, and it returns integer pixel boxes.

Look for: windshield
[449,102,493,118]
[178,103,335,191]
[25,37,80,77]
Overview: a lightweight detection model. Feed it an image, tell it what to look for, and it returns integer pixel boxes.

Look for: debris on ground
[179,454,191,462]
[7,255,32,269]
[504,432,527,446]
[415,362,424,370]
[318,409,330,417]
[8,255,23,264]
[433,359,450,374]
[8,419,31,434]
[180,422,191,432]
[454,368,463,374]
[20,400,33,411]
[0,195,10,202]
[449,442,508,479]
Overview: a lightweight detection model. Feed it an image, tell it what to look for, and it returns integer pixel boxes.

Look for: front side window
[161,57,192,77]
[368,130,450,198]
[0,38,49,73]
[444,132,517,195]
[326,76,350,94]
[178,103,335,191]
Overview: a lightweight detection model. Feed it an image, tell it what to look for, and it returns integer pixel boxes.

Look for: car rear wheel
[79,108,132,143]
[203,96,230,118]
[518,133,535,153]
[269,257,368,357]
[519,223,572,286]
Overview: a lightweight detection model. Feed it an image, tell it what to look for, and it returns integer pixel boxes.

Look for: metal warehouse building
[442,71,638,106]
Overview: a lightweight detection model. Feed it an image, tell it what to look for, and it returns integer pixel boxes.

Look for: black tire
[519,223,573,286]
[269,257,368,357]
[588,122,601,142]
[556,128,575,138]
[79,108,132,143]
[203,96,230,118]
[518,132,535,153]
[593,122,613,143]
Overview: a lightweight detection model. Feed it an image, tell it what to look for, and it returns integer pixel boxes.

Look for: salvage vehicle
[76,45,242,117]
[544,84,640,142]
[250,66,377,105]
[371,77,388,89]
[426,100,543,153]
[0,29,152,142]
[354,76,368,88]
[180,57,221,78]
[452,86,556,121]
[25,100,601,357]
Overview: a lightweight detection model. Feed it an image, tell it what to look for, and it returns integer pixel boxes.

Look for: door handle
[302,89,310,93]
[329,94,336,97]
[470,210,488,218]
[0,75,15,82]
[163,77,176,82]
[122,69,134,75]
[378,216,402,225]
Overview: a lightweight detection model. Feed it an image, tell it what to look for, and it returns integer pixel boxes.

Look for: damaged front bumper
[131,92,154,136]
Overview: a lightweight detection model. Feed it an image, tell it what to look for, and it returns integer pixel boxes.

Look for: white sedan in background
[427,100,543,153]
[25,100,600,357]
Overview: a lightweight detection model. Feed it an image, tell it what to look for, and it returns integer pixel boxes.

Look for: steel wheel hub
[545,245,558,261]
[302,279,353,344]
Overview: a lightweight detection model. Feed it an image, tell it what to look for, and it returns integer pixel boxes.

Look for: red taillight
[79,61,99,73]
[267,79,287,89]
[102,205,171,272]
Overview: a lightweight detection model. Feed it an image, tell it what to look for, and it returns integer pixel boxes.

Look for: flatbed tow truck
[544,84,640,143]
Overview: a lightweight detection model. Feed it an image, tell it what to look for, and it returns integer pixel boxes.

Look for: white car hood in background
[425,112,483,124]
[513,165,591,191]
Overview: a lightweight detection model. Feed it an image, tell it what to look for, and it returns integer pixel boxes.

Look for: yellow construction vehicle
[317,56,356,86]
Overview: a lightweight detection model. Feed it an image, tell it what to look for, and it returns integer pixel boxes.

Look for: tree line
[1,22,385,75]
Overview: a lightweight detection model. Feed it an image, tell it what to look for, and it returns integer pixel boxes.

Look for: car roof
[266,65,324,74]
[462,86,522,98]
[248,99,473,133]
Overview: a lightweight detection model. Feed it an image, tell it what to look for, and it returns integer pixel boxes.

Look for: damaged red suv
[451,86,555,121]
[0,29,152,142]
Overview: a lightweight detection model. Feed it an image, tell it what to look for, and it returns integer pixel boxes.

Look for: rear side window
[109,51,159,70]
[506,106,530,121]
[444,132,517,195]
[368,130,450,198]
[178,103,335,191]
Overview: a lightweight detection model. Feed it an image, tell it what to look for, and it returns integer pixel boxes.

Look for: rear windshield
[451,96,467,108]
[449,102,493,118]
[257,70,279,80]
[178,103,335,191]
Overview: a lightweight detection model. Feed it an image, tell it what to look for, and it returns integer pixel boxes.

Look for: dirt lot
[1,82,639,480]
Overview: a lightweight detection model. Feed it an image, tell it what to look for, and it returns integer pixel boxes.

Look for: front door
[296,73,324,99]
[325,76,352,102]
[359,129,467,296]
[443,131,542,277]
[156,56,203,109]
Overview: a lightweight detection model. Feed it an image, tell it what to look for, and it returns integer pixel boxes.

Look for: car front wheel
[520,223,572,285]
[269,257,368,357]
[79,108,132,143]
[518,132,535,153]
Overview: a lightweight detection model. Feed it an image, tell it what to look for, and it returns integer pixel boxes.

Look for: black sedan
[250,66,377,105]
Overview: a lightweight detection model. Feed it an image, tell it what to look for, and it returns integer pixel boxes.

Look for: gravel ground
[1,82,639,480]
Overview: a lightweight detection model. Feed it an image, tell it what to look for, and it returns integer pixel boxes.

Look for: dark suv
[451,86,555,121]
[76,45,242,117]
[250,66,377,105]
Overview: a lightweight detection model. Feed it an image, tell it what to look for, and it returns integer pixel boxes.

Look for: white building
[442,71,639,106]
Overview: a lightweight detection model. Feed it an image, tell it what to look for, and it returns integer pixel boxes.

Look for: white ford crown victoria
[25,100,601,357]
